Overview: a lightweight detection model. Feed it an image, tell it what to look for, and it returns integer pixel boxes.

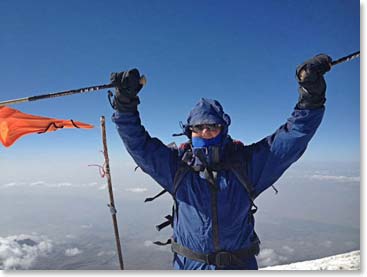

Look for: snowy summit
[261,250,360,270]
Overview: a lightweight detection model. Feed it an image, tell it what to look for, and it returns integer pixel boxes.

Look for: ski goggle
[189,124,222,133]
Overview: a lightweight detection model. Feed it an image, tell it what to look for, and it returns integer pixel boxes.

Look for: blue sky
[0,0,360,165]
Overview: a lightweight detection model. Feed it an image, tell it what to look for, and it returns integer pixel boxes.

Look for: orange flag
[0,106,93,147]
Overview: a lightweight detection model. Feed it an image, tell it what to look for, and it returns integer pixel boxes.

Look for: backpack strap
[230,167,256,203]
[173,162,192,194]
[227,138,278,200]
[143,141,184,203]
[153,238,172,246]
[224,139,258,214]
[230,166,258,215]
[155,215,173,231]
[144,189,167,203]
[149,162,192,247]
[145,142,192,240]
[171,240,260,268]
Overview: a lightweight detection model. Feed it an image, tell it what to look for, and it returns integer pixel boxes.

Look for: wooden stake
[100,115,124,270]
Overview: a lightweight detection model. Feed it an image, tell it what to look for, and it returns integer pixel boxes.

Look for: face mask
[191,132,223,148]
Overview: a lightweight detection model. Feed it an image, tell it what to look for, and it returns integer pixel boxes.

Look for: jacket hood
[183,98,231,138]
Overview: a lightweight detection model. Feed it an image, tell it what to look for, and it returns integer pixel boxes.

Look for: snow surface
[261,250,360,270]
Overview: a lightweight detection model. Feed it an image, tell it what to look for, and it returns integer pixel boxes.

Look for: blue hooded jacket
[112,98,324,270]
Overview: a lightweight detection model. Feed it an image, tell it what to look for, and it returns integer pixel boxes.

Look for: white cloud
[257,248,287,267]
[0,182,17,189]
[97,250,116,257]
[0,181,101,189]
[298,240,313,247]
[144,240,154,247]
[84,182,98,187]
[48,182,73,188]
[0,234,53,270]
[98,184,108,190]
[125,187,148,193]
[344,241,358,248]
[282,245,295,254]
[64,248,82,257]
[30,181,46,186]
[80,224,93,229]
[309,174,360,183]
[321,240,333,248]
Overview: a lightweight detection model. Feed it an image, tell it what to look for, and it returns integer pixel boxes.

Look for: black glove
[295,54,332,109]
[110,68,143,112]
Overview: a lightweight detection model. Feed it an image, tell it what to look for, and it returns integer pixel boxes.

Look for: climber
[110,54,331,270]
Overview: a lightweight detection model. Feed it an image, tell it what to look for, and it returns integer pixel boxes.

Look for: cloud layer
[65,248,83,257]
[309,174,360,183]
[257,248,288,267]
[0,181,149,194]
[125,187,148,193]
[0,181,99,189]
[0,234,53,270]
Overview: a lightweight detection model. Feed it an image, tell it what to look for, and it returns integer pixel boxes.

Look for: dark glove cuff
[296,86,326,109]
[296,72,327,109]
[113,95,140,113]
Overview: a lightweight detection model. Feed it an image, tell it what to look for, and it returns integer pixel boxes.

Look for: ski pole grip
[139,75,147,87]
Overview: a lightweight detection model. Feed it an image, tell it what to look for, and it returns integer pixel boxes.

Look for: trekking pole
[331,51,360,67]
[0,76,147,107]
[100,116,124,270]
